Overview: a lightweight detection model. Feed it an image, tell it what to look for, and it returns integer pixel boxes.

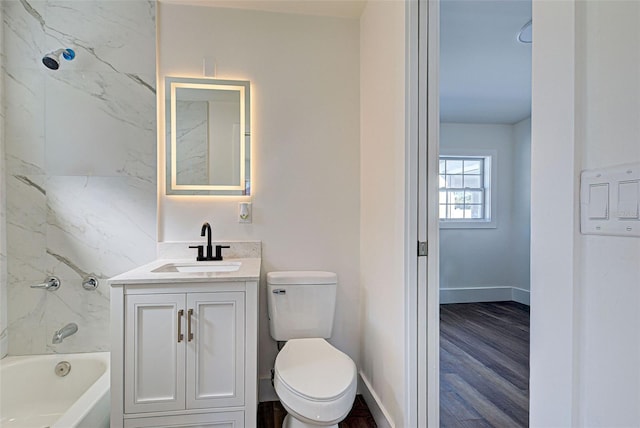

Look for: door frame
[411,1,578,425]
[424,0,441,424]
[407,0,439,426]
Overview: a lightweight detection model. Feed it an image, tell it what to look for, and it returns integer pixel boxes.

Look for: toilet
[267,271,357,428]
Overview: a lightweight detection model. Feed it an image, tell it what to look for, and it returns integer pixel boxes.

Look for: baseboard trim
[359,372,394,428]
[440,286,530,306]
[511,287,530,305]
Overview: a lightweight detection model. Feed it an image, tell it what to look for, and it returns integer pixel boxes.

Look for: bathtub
[0,352,110,428]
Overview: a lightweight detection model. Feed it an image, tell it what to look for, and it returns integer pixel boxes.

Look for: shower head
[42,48,75,70]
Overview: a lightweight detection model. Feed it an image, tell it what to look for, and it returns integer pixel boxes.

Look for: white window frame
[439,149,497,229]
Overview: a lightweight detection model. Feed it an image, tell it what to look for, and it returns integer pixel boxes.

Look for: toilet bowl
[274,338,357,428]
[267,271,357,427]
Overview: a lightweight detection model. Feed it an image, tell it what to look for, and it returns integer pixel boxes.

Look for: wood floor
[257,395,377,428]
[258,302,528,428]
[440,301,530,428]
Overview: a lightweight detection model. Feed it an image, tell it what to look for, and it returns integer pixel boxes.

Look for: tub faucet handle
[82,275,99,290]
[31,276,60,291]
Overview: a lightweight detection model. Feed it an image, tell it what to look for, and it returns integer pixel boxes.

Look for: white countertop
[108,258,261,285]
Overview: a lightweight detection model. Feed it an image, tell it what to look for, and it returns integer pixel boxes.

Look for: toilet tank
[267,271,337,341]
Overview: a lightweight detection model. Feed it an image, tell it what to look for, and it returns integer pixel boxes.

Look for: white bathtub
[0,352,110,428]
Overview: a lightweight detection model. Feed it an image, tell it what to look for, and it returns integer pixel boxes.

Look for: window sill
[439,220,497,229]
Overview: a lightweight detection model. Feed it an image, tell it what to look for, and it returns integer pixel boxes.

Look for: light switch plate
[581,162,640,237]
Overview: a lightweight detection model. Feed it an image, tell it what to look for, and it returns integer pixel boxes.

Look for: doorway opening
[438,0,532,425]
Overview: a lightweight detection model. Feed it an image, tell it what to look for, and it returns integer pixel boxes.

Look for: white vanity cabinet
[109,258,260,428]
[124,291,245,413]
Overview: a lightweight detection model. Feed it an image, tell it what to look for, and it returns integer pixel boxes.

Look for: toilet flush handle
[272,289,286,295]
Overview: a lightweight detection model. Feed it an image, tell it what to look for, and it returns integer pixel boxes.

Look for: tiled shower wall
[1,2,7,358]
[2,0,157,355]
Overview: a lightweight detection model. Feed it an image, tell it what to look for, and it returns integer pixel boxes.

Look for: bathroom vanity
[109,258,260,428]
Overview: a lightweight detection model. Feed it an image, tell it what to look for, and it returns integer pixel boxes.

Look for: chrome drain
[55,361,71,377]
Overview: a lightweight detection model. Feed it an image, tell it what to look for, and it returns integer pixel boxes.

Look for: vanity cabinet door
[186,292,245,409]
[124,293,186,414]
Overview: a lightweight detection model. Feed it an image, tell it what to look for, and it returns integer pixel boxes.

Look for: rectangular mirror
[165,76,250,195]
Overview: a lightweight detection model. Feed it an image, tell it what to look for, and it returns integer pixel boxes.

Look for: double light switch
[581,162,640,237]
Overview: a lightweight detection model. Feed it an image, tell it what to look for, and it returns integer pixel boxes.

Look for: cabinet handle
[177,309,184,343]
[188,309,194,342]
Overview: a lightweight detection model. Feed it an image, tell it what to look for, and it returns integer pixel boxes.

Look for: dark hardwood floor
[258,302,528,428]
[258,395,377,428]
[440,301,530,428]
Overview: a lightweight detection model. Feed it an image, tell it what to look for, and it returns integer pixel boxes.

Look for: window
[439,154,494,227]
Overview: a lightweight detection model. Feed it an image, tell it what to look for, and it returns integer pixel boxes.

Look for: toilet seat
[274,338,357,425]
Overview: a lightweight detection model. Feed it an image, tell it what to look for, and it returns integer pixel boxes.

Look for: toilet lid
[275,338,356,402]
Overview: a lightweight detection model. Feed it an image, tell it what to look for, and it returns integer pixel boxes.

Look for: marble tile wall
[2,0,157,355]
[1,2,8,358]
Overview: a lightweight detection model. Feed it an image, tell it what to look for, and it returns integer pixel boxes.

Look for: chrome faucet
[52,323,78,344]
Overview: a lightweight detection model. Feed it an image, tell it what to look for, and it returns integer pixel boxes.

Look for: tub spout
[52,323,78,344]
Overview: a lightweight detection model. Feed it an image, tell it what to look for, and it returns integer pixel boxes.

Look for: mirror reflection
[165,76,250,195]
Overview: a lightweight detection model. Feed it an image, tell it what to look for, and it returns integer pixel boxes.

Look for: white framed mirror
[165,76,251,195]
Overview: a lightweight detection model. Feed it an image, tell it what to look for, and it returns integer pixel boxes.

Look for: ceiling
[440,0,532,124]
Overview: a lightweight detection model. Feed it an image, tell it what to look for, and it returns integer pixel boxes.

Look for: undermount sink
[152,261,242,273]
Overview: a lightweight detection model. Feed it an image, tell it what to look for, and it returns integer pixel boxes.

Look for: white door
[186,292,245,409]
[124,293,186,414]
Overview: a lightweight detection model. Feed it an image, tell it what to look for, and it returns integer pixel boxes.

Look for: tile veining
[4,0,157,355]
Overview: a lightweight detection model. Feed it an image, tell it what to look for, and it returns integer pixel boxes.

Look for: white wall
[2,0,156,355]
[531,0,640,426]
[359,0,407,425]
[439,122,530,303]
[157,3,361,385]
[530,0,578,423]
[512,117,531,294]
[575,0,640,425]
